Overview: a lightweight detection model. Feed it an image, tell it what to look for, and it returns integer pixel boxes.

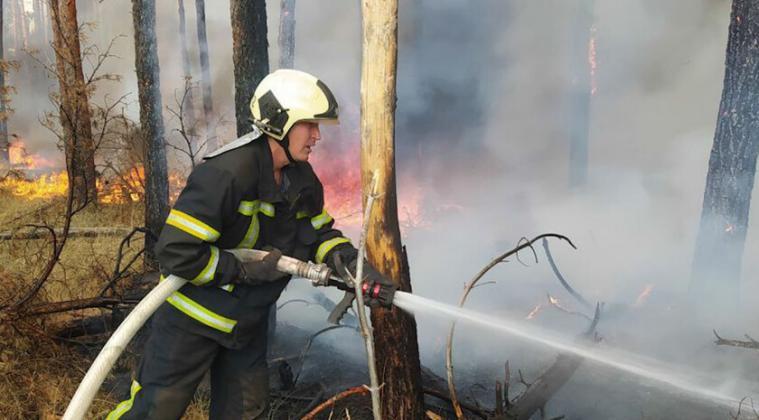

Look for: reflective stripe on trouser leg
[209,313,270,420]
[113,307,220,420]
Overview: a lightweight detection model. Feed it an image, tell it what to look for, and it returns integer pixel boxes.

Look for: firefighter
[108,69,394,420]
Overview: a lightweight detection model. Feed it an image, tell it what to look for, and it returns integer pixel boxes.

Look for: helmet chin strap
[277,134,297,165]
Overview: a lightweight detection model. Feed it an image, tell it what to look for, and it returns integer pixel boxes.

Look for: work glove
[333,252,397,308]
[236,247,288,285]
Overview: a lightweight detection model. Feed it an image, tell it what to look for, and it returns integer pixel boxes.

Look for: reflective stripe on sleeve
[190,246,219,286]
[166,290,237,333]
[106,380,142,420]
[315,237,351,264]
[310,210,334,230]
[237,215,260,248]
[165,209,220,242]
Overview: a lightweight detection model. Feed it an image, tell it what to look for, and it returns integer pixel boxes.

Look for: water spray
[392,291,755,408]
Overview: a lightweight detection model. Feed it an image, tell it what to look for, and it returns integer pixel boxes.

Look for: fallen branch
[445,233,574,419]
[300,386,370,420]
[714,330,759,351]
[422,388,488,419]
[0,226,134,241]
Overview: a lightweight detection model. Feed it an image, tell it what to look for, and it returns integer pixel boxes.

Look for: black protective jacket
[154,131,356,348]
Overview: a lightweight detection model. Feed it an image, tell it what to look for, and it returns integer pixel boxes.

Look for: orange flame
[525,304,543,320]
[8,139,58,169]
[633,284,654,308]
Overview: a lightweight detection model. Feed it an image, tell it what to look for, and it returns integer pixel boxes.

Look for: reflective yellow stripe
[106,380,142,420]
[296,210,309,219]
[191,246,219,286]
[219,284,235,292]
[315,237,351,264]
[238,200,275,217]
[166,290,237,333]
[259,202,275,217]
[238,200,258,216]
[238,214,260,248]
[166,209,220,242]
[310,210,333,230]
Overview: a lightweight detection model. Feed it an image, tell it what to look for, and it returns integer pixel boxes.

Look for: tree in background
[692,0,759,304]
[1,0,10,166]
[230,0,269,137]
[50,0,97,205]
[360,0,424,417]
[278,0,295,69]
[177,0,197,138]
[132,0,169,269]
[568,0,595,188]
[195,0,216,150]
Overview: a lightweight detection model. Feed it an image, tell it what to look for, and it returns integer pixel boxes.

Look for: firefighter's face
[287,121,321,161]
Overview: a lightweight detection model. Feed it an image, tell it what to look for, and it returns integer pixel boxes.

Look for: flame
[8,139,58,169]
[588,25,598,96]
[525,304,543,320]
[310,141,427,232]
[633,284,654,308]
[2,166,185,204]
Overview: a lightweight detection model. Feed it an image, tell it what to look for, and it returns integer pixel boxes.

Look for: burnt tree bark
[568,0,595,188]
[177,0,196,136]
[0,0,8,166]
[692,0,759,304]
[132,0,169,269]
[361,0,424,418]
[277,0,295,69]
[194,0,216,149]
[50,0,97,205]
[230,0,268,137]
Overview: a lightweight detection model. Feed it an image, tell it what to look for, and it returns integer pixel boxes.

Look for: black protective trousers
[109,307,270,420]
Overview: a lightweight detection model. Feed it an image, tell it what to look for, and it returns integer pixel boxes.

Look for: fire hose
[62,249,336,420]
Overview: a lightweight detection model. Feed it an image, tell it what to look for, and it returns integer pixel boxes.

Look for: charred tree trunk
[360,0,424,418]
[568,0,595,188]
[178,0,196,136]
[50,0,97,205]
[0,0,9,166]
[132,0,169,269]
[194,0,216,149]
[692,0,759,304]
[277,0,295,69]
[230,0,269,137]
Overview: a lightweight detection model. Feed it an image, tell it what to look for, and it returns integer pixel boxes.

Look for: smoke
[6,0,759,417]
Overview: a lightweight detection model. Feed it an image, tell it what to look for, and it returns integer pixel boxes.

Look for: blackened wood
[277,0,295,69]
[0,0,8,165]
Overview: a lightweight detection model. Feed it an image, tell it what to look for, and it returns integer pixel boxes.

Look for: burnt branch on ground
[714,330,759,351]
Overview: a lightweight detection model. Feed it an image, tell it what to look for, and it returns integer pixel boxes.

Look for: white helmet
[249,69,339,141]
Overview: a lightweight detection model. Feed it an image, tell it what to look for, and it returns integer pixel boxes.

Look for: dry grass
[0,192,148,418]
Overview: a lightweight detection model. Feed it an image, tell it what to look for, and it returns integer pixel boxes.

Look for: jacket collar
[255,138,314,208]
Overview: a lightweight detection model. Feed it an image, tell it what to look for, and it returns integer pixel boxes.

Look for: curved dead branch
[714,330,759,351]
[541,238,589,310]
[445,233,574,419]
[300,385,370,420]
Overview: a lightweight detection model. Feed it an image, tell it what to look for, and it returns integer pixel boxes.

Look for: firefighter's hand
[348,259,396,308]
[236,247,288,285]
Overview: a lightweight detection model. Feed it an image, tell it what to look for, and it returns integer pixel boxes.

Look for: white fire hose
[62,249,332,420]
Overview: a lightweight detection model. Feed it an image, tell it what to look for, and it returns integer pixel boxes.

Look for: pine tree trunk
[0,0,8,166]
[230,0,268,137]
[360,0,424,418]
[12,0,23,52]
[33,0,44,46]
[568,0,594,188]
[50,0,97,205]
[692,0,759,304]
[195,0,216,149]
[132,0,169,269]
[277,0,295,69]
[178,0,196,137]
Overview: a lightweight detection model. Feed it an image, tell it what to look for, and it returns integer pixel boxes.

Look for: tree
[50,0,97,205]
[692,0,759,304]
[177,0,197,136]
[277,0,295,69]
[230,0,268,137]
[132,0,169,269]
[195,0,216,149]
[568,0,595,188]
[360,0,424,418]
[0,0,9,166]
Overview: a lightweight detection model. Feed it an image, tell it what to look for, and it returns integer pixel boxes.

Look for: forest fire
[311,142,428,231]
